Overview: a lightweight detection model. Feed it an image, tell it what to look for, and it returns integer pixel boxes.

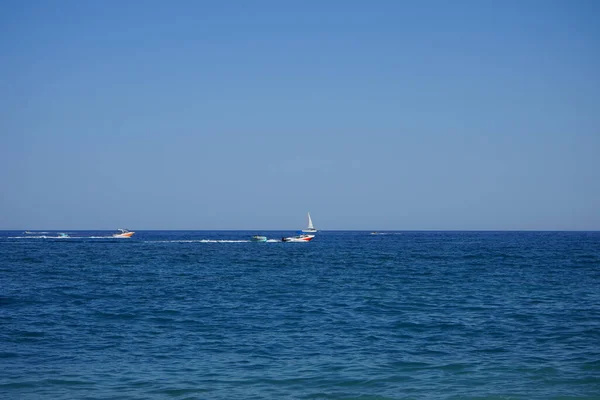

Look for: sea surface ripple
[1,230,599,399]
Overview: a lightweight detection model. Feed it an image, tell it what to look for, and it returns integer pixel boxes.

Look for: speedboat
[57,233,69,238]
[282,234,315,242]
[251,235,267,242]
[112,229,135,238]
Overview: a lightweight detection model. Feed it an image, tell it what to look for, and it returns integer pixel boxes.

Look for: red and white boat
[282,234,314,242]
[112,229,135,238]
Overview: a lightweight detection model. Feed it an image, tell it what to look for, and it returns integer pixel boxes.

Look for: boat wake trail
[7,236,283,243]
[147,239,285,244]
[148,240,252,243]
[8,236,129,239]
[8,235,70,239]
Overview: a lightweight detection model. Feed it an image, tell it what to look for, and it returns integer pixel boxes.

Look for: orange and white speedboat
[112,229,135,238]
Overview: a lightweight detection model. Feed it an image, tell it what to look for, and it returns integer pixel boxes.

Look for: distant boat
[112,229,135,238]
[251,235,267,242]
[282,234,315,242]
[301,212,317,233]
[57,233,69,238]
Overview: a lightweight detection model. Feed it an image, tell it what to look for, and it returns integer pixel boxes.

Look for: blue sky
[1,0,599,230]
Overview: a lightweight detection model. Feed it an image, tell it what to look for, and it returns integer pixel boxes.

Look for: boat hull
[251,236,267,242]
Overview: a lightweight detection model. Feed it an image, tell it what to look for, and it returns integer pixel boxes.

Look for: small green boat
[251,235,267,242]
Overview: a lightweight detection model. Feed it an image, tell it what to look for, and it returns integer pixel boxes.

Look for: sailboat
[302,212,317,233]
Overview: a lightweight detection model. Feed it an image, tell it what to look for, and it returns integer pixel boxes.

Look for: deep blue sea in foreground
[1,230,599,399]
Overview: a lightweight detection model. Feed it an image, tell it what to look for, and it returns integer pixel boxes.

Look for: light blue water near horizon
[1,230,599,399]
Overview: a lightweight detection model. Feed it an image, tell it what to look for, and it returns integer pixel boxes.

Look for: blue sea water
[1,230,599,400]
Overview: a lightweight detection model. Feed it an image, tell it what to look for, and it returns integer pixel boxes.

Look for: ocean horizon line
[3,229,599,233]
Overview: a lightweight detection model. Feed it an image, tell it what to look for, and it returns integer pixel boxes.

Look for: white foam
[8,235,66,239]
[146,239,250,243]
[143,239,289,243]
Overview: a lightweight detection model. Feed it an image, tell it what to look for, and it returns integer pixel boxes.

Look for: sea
[1,230,599,400]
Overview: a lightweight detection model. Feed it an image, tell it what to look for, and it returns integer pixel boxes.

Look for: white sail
[302,212,317,233]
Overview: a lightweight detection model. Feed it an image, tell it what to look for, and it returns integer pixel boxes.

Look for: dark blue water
[1,231,599,399]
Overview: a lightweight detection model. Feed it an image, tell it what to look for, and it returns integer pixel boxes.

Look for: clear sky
[1,0,599,230]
